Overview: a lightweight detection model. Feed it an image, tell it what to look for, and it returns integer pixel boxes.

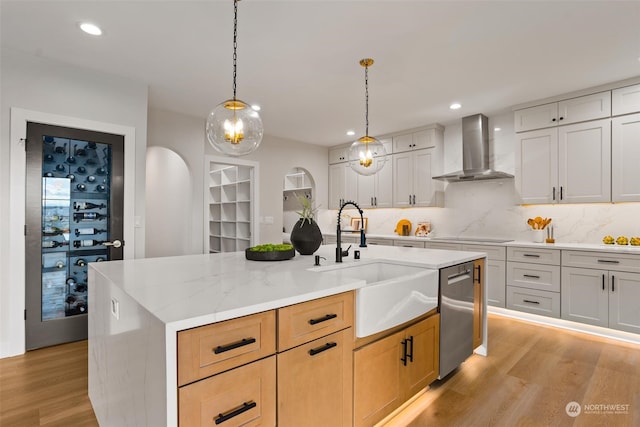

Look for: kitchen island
[88,244,487,426]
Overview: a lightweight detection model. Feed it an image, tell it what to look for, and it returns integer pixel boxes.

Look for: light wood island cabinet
[353,313,439,427]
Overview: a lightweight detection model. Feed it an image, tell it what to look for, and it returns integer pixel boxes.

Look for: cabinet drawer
[366,238,392,246]
[507,246,560,265]
[461,244,507,261]
[562,250,640,274]
[177,311,276,386]
[507,261,560,292]
[278,292,354,351]
[506,286,560,318]
[179,356,276,427]
[425,242,460,251]
[277,329,353,427]
[393,240,425,248]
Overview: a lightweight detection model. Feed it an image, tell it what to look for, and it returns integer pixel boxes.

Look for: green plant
[295,193,319,225]
[248,243,293,252]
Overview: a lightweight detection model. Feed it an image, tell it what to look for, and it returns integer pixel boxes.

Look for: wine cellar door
[25,122,125,350]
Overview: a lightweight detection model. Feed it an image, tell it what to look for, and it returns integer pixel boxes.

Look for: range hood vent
[433,114,514,182]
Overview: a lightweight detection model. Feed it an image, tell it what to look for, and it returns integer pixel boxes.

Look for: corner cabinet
[515,119,611,204]
[353,313,439,427]
[205,157,259,253]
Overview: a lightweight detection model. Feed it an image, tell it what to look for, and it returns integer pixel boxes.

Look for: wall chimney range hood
[433,114,514,182]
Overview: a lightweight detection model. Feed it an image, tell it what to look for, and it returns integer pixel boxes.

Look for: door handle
[103,239,123,248]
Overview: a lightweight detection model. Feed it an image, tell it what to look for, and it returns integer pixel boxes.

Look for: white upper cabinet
[612,83,640,116]
[612,113,640,202]
[514,91,611,132]
[329,147,348,164]
[558,119,611,204]
[357,157,393,208]
[328,163,357,209]
[392,129,436,153]
[392,148,442,208]
[516,119,611,204]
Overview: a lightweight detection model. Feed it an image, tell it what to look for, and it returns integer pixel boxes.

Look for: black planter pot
[290,218,323,255]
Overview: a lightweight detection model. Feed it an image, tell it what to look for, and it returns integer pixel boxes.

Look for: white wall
[0,48,148,357]
[147,109,206,255]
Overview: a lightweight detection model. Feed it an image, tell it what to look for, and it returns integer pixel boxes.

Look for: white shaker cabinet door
[356,173,375,208]
[374,159,393,208]
[514,103,558,132]
[515,128,558,204]
[612,83,640,116]
[608,270,640,335]
[558,119,611,204]
[612,113,640,202]
[561,267,609,328]
[412,149,436,207]
[392,152,413,208]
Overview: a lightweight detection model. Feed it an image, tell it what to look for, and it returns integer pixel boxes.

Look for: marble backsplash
[315,178,640,244]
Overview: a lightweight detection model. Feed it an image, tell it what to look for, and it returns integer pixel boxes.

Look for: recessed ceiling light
[251,104,261,111]
[494,127,502,131]
[449,103,462,110]
[346,130,355,136]
[79,22,102,36]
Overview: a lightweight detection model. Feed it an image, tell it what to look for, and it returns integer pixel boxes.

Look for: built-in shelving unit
[283,168,312,201]
[205,157,258,253]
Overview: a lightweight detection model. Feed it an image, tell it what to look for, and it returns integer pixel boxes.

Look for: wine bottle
[43,171,54,178]
[86,175,97,183]
[95,257,105,262]
[54,143,66,154]
[42,240,69,248]
[73,201,106,211]
[44,213,64,222]
[76,183,86,191]
[43,154,55,163]
[73,212,106,222]
[77,166,87,174]
[54,260,66,269]
[75,258,87,267]
[42,226,69,236]
[74,227,107,236]
[55,164,66,172]
[73,239,105,248]
[95,167,107,175]
[96,184,107,192]
[67,173,76,182]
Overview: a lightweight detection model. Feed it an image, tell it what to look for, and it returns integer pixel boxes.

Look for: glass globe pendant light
[206,0,263,156]
[348,58,387,176]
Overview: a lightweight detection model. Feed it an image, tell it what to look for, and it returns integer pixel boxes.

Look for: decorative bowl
[245,247,295,261]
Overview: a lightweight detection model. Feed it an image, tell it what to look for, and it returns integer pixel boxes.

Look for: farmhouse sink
[311,261,439,337]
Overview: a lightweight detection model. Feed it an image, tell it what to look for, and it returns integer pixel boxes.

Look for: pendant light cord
[232,0,239,101]
[364,64,369,137]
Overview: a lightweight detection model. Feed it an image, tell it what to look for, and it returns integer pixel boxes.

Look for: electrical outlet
[111,298,120,320]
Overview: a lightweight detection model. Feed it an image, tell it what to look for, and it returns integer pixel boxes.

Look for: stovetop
[428,237,514,244]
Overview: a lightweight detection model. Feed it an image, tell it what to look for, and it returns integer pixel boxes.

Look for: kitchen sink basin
[311,261,439,337]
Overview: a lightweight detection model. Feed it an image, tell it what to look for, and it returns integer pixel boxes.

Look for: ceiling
[2,1,640,147]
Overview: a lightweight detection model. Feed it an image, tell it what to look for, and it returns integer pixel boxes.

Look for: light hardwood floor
[2,314,639,426]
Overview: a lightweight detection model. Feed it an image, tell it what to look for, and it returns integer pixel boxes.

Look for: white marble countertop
[90,244,484,331]
[322,232,640,254]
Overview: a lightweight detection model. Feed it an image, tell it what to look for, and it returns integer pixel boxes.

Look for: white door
[608,270,640,334]
[612,113,640,202]
[561,267,608,327]
[558,119,611,203]
[515,128,558,204]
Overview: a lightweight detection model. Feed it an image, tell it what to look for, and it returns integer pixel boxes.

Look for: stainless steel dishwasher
[439,261,474,378]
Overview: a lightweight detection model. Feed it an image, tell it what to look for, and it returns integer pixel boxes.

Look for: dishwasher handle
[447,270,472,283]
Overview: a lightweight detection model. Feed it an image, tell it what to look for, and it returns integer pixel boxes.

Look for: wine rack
[205,158,256,253]
[40,135,111,319]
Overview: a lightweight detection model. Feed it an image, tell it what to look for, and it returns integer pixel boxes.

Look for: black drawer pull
[215,401,256,424]
[523,274,540,279]
[597,259,620,264]
[213,337,256,354]
[612,275,615,292]
[309,342,337,356]
[401,339,408,366]
[523,254,540,258]
[406,336,414,363]
[308,313,337,325]
[523,299,540,305]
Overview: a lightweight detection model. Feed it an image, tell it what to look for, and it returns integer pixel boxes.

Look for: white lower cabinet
[561,250,640,334]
